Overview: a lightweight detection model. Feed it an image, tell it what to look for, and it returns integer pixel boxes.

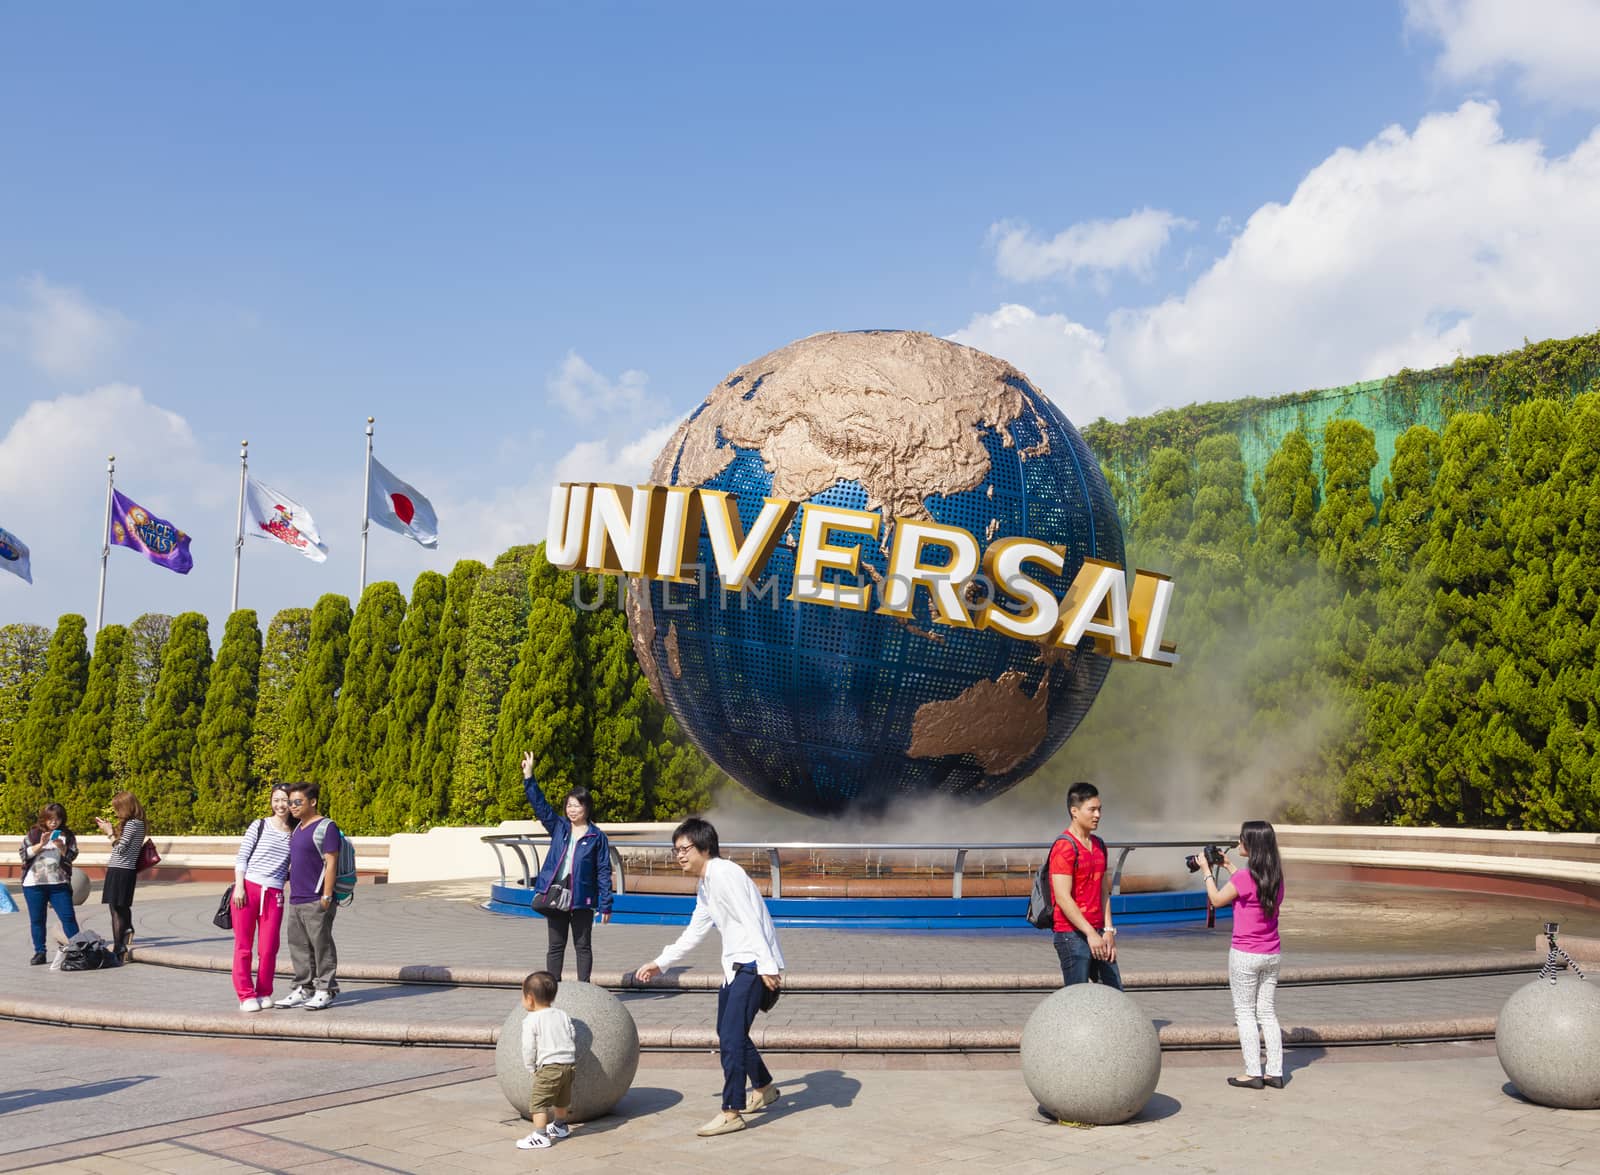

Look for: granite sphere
[1021,984,1161,1125]
[70,867,90,906]
[1497,975,1600,1109]
[496,981,640,1122]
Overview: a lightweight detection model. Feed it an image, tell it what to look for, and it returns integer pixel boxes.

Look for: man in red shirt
[1047,781,1122,989]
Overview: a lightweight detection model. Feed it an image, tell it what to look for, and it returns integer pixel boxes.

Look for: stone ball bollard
[1021,984,1162,1125]
[496,981,640,1123]
[70,867,91,906]
[1497,975,1600,1110]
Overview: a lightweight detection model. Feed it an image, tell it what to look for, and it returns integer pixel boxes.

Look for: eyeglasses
[672,844,693,856]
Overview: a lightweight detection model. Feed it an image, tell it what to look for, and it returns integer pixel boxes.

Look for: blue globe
[625,331,1123,816]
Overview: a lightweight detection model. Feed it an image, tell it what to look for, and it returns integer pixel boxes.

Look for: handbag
[532,879,572,913]
[213,884,235,930]
[135,838,161,872]
[759,983,781,1014]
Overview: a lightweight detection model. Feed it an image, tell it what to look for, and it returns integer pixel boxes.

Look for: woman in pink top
[1203,821,1285,1089]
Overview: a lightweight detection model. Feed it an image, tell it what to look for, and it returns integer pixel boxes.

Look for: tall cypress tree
[322,582,406,832]
[0,623,54,831]
[190,610,263,834]
[369,571,447,832]
[3,614,90,830]
[109,613,172,789]
[127,612,212,834]
[579,584,652,822]
[1399,412,1509,825]
[450,552,533,824]
[252,607,311,786]
[413,559,486,827]
[490,549,585,821]
[1250,430,1317,586]
[1313,419,1380,590]
[276,594,352,782]
[49,624,129,824]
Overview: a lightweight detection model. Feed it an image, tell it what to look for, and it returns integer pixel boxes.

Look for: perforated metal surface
[633,344,1124,817]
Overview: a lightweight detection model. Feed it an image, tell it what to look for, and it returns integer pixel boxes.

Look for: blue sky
[4,1,1600,631]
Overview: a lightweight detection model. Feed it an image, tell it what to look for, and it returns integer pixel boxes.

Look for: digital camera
[1184,843,1227,873]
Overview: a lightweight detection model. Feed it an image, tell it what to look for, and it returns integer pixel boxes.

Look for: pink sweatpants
[232,880,285,1001]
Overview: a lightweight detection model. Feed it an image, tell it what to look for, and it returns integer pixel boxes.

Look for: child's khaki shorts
[530,1062,576,1111]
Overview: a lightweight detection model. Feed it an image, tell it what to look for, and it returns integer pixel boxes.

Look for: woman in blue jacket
[521,750,614,982]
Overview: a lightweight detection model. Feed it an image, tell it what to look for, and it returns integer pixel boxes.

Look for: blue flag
[0,525,31,584]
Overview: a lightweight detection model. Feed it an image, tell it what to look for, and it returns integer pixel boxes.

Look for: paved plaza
[3,878,1599,1171]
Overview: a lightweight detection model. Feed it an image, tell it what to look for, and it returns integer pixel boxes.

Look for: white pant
[1228,948,1282,1078]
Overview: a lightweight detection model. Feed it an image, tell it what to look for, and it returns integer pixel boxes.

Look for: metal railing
[482,835,1232,900]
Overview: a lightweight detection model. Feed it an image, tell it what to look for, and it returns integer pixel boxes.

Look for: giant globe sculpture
[625,330,1124,816]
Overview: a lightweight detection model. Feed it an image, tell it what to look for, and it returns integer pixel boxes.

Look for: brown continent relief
[906,669,1050,776]
[651,331,1051,518]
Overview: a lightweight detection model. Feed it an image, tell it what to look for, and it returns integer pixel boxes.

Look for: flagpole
[359,416,374,595]
[231,440,248,613]
[95,455,115,634]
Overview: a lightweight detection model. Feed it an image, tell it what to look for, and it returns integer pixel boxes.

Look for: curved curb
[128,946,1543,992]
[0,994,1497,1051]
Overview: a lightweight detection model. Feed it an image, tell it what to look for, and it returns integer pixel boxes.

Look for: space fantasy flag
[109,490,194,575]
[0,525,32,584]
[367,456,438,548]
[245,477,328,562]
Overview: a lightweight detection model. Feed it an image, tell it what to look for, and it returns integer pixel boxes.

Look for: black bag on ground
[60,929,120,971]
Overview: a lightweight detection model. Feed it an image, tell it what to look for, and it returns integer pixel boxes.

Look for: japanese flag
[367,456,438,548]
[245,477,329,562]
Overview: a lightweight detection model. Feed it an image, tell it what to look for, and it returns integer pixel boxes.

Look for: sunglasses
[288,798,306,808]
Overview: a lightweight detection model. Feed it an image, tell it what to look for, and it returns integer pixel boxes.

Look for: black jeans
[544,908,596,982]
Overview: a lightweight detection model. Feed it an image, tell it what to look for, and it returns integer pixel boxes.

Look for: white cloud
[991,208,1194,282]
[0,276,129,379]
[1407,0,1600,111]
[956,102,1600,421]
[948,304,1130,423]
[546,350,651,421]
[0,384,233,626]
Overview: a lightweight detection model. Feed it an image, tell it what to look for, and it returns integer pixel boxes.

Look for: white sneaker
[515,1131,551,1150]
[546,1123,570,1139]
[239,998,261,1013]
[274,987,310,1009]
[303,990,335,1011]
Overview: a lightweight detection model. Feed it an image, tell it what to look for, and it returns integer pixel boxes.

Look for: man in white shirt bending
[635,817,784,1137]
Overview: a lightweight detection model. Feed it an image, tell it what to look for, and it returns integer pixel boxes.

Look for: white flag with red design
[245,477,329,562]
[367,456,438,548]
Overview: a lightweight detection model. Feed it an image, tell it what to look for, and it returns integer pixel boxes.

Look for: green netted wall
[1084,330,1600,517]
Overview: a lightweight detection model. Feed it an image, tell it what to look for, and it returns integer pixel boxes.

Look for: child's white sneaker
[515,1131,551,1149]
[546,1122,570,1139]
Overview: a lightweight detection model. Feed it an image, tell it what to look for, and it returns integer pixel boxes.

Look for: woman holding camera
[1203,820,1285,1089]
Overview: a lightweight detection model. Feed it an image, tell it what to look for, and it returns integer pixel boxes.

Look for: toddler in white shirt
[516,971,577,1149]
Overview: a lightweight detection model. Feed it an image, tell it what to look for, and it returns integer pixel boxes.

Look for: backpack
[1025,834,1098,929]
[313,818,358,906]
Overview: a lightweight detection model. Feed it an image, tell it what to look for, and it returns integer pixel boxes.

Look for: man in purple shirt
[274,783,343,1011]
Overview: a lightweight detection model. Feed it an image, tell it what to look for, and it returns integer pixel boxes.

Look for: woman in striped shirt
[231,783,295,1012]
[93,791,147,962]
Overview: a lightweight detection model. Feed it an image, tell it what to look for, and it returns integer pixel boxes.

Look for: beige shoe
[697,1112,746,1137]
[744,1085,779,1113]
